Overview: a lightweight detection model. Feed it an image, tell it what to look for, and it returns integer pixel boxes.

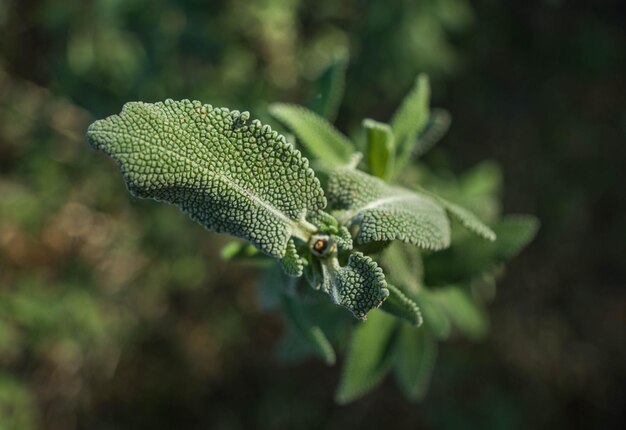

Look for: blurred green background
[0,0,624,429]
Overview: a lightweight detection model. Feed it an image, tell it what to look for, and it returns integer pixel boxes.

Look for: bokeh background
[0,0,624,429]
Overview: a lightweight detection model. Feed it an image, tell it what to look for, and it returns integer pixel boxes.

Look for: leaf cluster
[87,66,538,403]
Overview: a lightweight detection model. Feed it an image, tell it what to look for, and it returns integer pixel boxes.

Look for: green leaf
[269,103,355,167]
[322,252,389,320]
[391,74,431,175]
[257,263,287,311]
[494,215,539,259]
[379,241,423,296]
[417,186,496,241]
[328,168,451,250]
[308,48,348,121]
[414,289,452,340]
[280,239,305,277]
[431,286,488,340]
[413,108,451,158]
[380,284,423,326]
[88,100,327,258]
[363,118,395,179]
[335,309,398,404]
[282,294,336,365]
[220,241,262,260]
[393,323,438,401]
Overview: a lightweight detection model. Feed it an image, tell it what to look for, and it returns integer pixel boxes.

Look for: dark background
[0,0,624,428]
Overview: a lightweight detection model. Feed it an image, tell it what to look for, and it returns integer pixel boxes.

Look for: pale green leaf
[308,48,348,121]
[280,239,305,277]
[431,286,488,340]
[380,284,423,326]
[269,103,354,166]
[363,118,395,179]
[391,74,431,175]
[379,241,423,296]
[282,294,336,365]
[87,100,326,258]
[220,241,263,260]
[393,323,438,401]
[414,290,452,340]
[495,215,539,259]
[413,108,451,158]
[417,186,496,241]
[257,263,287,311]
[328,168,451,250]
[322,252,389,320]
[335,309,398,404]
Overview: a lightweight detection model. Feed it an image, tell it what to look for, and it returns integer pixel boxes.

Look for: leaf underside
[328,168,451,250]
[88,100,326,258]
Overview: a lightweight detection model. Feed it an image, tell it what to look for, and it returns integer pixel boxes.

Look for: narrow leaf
[393,323,438,401]
[257,263,287,311]
[363,118,395,179]
[379,241,423,296]
[431,286,488,340]
[328,168,451,250]
[380,284,423,326]
[494,215,539,259]
[391,74,431,175]
[280,239,305,277]
[88,100,326,258]
[220,241,261,260]
[282,294,336,365]
[308,49,348,121]
[414,290,452,340]
[335,309,398,404]
[269,103,354,167]
[413,108,451,158]
[417,186,496,241]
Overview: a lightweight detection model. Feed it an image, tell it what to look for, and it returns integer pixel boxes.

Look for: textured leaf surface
[323,252,389,320]
[391,74,430,175]
[335,309,397,404]
[269,103,354,167]
[380,284,423,326]
[87,100,326,258]
[280,239,305,277]
[417,186,496,241]
[363,118,395,179]
[328,168,451,249]
[282,294,336,365]
[393,323,438,401]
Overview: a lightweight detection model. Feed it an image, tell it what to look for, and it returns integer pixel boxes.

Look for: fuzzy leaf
[380,284,423,326]
[413,108,451,158]
[269,103,354,167]
[280,239,305,277]
[322,252,389,320]
[282,294,336,365]
[328,168,451,250]
[393,323,438,401]
[308,49,348,121]
[379,242,423,296]
[87,100,326,258]
[417,186,496,241]
[335,309,397,404]
[391,74,430,175]
[363,118,395,179]
[494,215,539,259]
[431,286,488,340]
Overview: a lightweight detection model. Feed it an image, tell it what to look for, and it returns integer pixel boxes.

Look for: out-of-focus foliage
[1,0,624,428]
